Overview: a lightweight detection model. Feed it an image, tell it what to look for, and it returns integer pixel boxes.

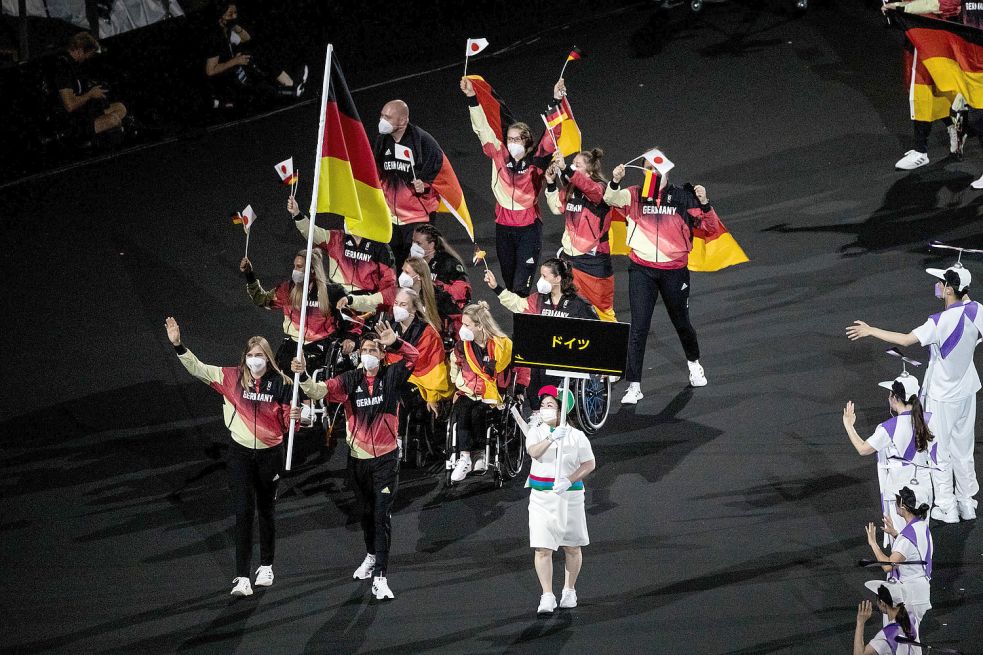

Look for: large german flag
[466,75,516,142]
[893,10,983,121]
[315,50,392,243]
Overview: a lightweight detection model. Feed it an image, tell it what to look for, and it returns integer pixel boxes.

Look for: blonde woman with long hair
[164,317,297,598]
[241,248,357,370]
[399,256,458,335]
[448,302,529,481]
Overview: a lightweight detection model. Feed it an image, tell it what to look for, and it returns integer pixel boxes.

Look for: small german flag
[641,169,658,200]
[566,46,583,62]
[545,104,568,129]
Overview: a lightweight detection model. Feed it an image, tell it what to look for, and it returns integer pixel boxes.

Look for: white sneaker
[957,502,977,521]
[949,123,960,154]
[559,588,578,608]
[354,553,376,580]
[472,451,487,472]
[230,577,253,596]
[537,592,557,615]
[971,174,983,190]
[931,506,960,523]
[621,383,643,405]
[372,576,395,600]
[451,455,472,482]
[895,150,929,170]
[254,565,274,587]
[688,360,708,387]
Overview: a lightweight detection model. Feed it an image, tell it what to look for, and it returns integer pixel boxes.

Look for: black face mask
[224,17,238,29]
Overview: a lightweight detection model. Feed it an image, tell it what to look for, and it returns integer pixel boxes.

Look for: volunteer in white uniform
[525,385,596,615]
[864,486,933,622]
[854,581,921,655]
[846,264,981,522]
[843,371,942,542]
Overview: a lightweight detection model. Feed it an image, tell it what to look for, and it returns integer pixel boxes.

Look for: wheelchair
[570,374,612,436]
[398,386,446,469]
[445,385,526,488]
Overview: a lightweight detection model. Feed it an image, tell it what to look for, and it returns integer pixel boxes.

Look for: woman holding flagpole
[525,386,595,615]
[604,152,723,404]
[164,317,297,598]
[460,75,567,295]
[544,148,616,321]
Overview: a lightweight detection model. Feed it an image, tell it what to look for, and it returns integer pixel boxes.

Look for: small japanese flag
[234,204,257,233]
[640,148,674,176]
[274,157,298,185]
[466,38,489,57]
[394,144,415,165]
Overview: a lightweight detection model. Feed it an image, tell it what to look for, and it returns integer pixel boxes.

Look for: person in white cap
[525,385,596,616]
[854,580,921,655]
[864,486,934,622]
[846,264,980,522]
[843,371,942,542]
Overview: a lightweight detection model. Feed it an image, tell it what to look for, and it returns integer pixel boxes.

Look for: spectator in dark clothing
[204,1,308,108]
[54,32,127,138]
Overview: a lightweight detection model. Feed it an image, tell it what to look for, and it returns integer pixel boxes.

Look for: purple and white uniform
[913,300,983,514]
[866,412,942,542]
[868,617,922,655]
[888,517,933,621]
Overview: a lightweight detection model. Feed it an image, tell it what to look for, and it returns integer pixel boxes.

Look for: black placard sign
[512,313,630,375]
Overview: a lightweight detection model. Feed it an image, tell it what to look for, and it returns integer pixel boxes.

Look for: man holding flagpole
[373,99,444,266]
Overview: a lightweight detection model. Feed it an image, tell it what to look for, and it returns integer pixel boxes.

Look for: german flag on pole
[688,220,749,272]
[566,46,583,62]
[556,96,581,157]
[892,11,983,121]
[314,49,392,243]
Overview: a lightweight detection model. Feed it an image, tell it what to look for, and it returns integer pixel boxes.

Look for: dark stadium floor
[2,2,982,653]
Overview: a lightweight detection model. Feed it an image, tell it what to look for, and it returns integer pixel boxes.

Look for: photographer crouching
[53,32,128,145]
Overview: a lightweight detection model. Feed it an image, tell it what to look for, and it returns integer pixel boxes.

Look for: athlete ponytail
[413,223,465,269]
[542,257,578,297]
[575,147,607,183]
[876,585,915,640]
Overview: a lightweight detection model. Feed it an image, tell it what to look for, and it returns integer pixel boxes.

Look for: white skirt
[528,489,589,550]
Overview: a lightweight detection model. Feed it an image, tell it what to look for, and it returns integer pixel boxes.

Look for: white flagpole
[558,59,570,83]
[554,375,570,482]
[540,114,559,152]
[286,44,334,472]
[244,228,250,259]
[463,44,469,77]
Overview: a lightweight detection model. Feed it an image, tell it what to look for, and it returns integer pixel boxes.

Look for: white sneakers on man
[451,454,472,482]
[688,360,708,387]
[230,577,253,596]
[621,383,643,405]
[372,576,395,600]
[537,592,557,615]
[559,588,578,608]
[895,150,929,170]
[931,506,960,523]
[254,565,274,587]
[354,553,376,580]
[472,451,487,472]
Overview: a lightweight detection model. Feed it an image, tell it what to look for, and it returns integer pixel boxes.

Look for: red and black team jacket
[546,168,614,278]
[295,215,398,314]
[374,123,443,226]
[428,251,472,313]
[245,272,360,344]
[300,338,419,459]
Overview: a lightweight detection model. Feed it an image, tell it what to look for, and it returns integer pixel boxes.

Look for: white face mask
[245,356,266,376]
[392,305,410,322]
[360,353,380,370]
[378,118,394,135]
[540,407,558,425]
[409,243,426,259]
[507,142,526,159]
[398,272,415,288]
[291,269,305,284]
[536,276,553,294]
[459,325,475,342]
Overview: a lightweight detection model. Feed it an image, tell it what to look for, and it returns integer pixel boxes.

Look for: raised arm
[289,195,332,247]
[845,321,919,347]
[461,77,503,158]
[603,165,632,208]
[843,401,877,456]
[165,317,223,385]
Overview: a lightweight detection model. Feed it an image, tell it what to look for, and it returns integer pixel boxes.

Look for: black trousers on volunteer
[227,441,284,578]
[626,262,700,383]
[349,450,399,577]
[496,221,542,295]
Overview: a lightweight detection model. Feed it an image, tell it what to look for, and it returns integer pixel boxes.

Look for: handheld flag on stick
[465,75,516,143]
[558,46,583,81]
[626,147,675,176]
[275,157,299,187]
[464,38,489,76]
[473,244,489,271]
[555,96,581,156]
[540,113,560,152]
[641,169,658,201]
[232,204,257,257]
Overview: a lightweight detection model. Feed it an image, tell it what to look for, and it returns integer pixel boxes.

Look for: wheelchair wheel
[498,397,526,479]
[573,374,611,435]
